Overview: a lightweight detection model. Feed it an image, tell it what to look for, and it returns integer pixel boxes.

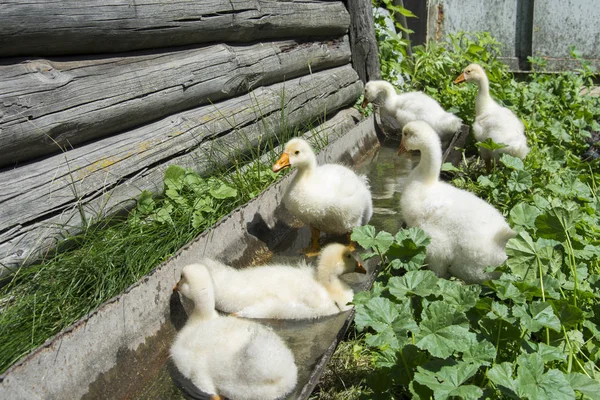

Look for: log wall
[0,0,378,275]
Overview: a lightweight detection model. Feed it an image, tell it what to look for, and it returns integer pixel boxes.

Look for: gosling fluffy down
[272,138,373,236]
[363,80,462,143]
[399,121,516,283]
[454,63,529,167]
[203,243,366,319]
[171,264,297,400]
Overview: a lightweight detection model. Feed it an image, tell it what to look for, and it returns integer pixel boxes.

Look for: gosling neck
[412,141,442,185]
[474,75,493,115]
[376,82,397,110]
[188,288,219,322]
[294,154,318,180]
[317,267,350,299]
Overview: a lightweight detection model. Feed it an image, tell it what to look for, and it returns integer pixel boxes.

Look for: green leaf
[567,372,600,400]
[507,170,533,192]
[477,175,497,188]
[388,270,438,299]
[514,301,561,333]
[535,206,578,241]
[487,362,519,399]
[505,231,538,280]
[441,162,460,172]
[516,354,574,400]
[477,138,508,151]
[500,153,524,170]
[164,165,186,190]
[413,361,483,400]
[386,228,430,271]
[548,299,584,329]
[354,297,417,350]
[436,279,480,312]
[414,302,475,358]
[461,336,497,365]
[136,190,155,214]
[191,211,205,229]
[536,342,567,363]
[209,183,237,199]
[352,225,394,255]
[509,203,541,228]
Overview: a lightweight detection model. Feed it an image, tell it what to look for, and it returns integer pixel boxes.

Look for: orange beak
[397,139,407,156]
[173,279,181,292]
[355,261,367,274]
[454,73,466,84]
[272,152,291,173]
[361,97,369,108]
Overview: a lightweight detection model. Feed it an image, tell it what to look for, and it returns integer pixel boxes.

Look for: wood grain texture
[0,0,349,57]
[0,66,363,274]
[0,37,351,167]
[346,0,381,82]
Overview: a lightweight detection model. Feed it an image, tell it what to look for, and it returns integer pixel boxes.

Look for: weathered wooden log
[0,37,351,167]
[346,0,382,82]
[0,66,363,274]
[0,0,350,57]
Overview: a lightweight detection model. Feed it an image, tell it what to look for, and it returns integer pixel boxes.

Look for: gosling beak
[361,97,369,108]
[272,152,291,173]
[454,73,466,84]
[355,261,367,274]
[397,139,407,156]
[173,279,181,292]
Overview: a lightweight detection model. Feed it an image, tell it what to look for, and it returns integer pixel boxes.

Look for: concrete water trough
[0,114,468,400]
[0,116,381,400]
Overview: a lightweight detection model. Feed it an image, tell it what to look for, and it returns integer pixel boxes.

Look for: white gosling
[170,264,297,400]
[272,138,373,254]
[362,80,462,144]
[398,121,516,283]
[203,243,367,319]
[454,63,529,170]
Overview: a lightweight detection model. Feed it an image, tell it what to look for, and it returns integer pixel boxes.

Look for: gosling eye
[294,150,300,155]
[345,253,352,259]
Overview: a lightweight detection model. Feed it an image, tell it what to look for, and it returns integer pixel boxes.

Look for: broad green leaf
[388,270,438,299]
[164,165,186,190]
[436,279,480,311]
[441,162,460,172]
[191,211,205,229]
[549,299,584,329]
[517,361,575,400]
[567,372,600,400]
[477,175,497,188]
[514,301,561,333]
[414,302,475,358]
[505,231,538,280]
[413,361,483,400]
[462,336,496,365]
[487,362,519,399]
[154,204,173,224]
[507,170,532,192]
[535,206,578,241]
[477,138,508,151]
[509,203,541,228]
[536,342,567,363]
[136,190,155,214]
[500,153,524,170]
[351,225,394,254]
[385,228,429,271]
[209,183,237,199]
[354,297,417,350]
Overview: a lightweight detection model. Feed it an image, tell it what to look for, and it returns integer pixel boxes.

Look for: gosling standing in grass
[398,121,516,283]
[171,264,298,400]
[454,63,529,170]
[203,243,367,319]
[272,138,373,254]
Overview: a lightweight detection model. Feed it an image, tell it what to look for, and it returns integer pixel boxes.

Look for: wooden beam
[0,37,351,167]
[0,66,363,274]
[0,0,350,57]
[346,0,381,82]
